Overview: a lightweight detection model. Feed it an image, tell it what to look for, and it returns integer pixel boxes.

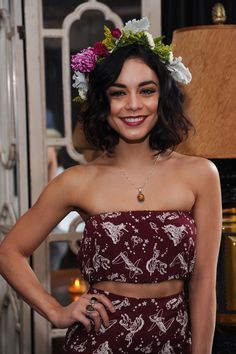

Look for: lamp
[173,21,236,158]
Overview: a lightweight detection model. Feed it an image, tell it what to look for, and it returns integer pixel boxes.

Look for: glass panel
[42,0,141,29]
[42,0,85,28]
[44,38,64,136]
[100,0,141,22]
[70,10,114,144]
[49,217,87,307]
[70,11,114,51]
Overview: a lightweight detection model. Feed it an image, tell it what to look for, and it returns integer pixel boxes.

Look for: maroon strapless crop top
[77,210,196,285]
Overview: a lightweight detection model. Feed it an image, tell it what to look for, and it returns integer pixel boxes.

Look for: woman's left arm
[189,159,222,354]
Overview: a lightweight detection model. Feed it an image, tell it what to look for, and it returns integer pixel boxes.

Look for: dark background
[162,0,236,43]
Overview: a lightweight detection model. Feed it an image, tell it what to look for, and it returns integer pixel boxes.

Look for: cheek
[149,98,159,126]
[109,100,123,115]
[148,99,159,121]
[151,96,159,111]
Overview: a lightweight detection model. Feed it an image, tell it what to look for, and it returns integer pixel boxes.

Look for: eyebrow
[109,80,158,88]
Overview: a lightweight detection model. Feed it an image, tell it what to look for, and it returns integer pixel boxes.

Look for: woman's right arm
[0,167,115,330]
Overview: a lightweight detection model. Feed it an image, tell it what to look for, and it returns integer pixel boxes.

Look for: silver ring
[86,304,95,315]
[90,296,98,305]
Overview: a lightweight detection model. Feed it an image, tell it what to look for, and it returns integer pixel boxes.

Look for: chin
[120,133,150,144]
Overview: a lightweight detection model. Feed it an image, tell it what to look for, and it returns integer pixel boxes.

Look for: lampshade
[173,25,236,158]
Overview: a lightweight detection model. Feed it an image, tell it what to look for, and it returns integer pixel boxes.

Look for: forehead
[115,58,158,85]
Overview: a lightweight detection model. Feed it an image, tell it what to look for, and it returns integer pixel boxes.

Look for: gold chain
[119,154,160,202]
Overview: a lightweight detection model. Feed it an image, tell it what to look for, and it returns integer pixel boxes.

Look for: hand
[50,293,116,332]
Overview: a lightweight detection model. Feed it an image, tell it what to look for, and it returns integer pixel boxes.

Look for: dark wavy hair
[78,44,193,153]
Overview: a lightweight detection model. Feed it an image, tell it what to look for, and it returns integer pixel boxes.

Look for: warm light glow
[74,278,81,287]
[68,277,87,295]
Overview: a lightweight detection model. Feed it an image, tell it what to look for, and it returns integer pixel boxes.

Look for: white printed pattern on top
[112,252,143,279]
[101,221,128,244]
[80,211,196,284]
[146,243,167,275]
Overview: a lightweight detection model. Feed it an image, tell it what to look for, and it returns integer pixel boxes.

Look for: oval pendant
[137,191,145,202]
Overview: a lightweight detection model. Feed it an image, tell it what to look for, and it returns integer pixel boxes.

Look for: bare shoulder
[171,151,219,178]
[28,164,101,218]
[170,152,220,195]
[49,164,101,192]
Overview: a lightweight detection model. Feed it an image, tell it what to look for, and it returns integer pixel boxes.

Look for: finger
[85,297,110,328]
[85,304,103,331]
[92,294,116,313]
[86,311,102,332]
[69,304,92,332]
[92,302,110,328]
[77,316,92,332]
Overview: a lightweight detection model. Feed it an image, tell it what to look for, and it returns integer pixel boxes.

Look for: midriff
[92,279,184,299]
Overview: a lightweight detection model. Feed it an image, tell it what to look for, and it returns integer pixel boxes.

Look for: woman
[0,18,222,353]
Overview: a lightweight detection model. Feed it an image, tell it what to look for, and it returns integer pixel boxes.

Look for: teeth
[124,117,144,122]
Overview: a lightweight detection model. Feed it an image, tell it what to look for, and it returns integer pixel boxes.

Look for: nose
[125,92,143,111]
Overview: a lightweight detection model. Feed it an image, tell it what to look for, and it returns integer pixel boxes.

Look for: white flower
[72,70,88,100]
[144,31,155,49]
[72,70,87,88]
[167,56,192,84]
[169,51,174,63]
[78,86,88,100]
[123,17,150,35]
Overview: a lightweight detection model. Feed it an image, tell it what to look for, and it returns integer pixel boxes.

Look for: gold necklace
[119,154,160,202]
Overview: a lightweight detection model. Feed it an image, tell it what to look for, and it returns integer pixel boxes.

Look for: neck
[109,140,161,203]
[111,139,158,169]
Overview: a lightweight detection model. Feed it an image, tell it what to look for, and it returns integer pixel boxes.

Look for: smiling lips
[121,116,147,126]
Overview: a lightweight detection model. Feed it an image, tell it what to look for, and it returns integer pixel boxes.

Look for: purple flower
[71,47,97,73]
[94,42,109,57]
[111,28,122,39]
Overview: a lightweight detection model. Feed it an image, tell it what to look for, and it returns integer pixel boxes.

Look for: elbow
[0,242,23,276]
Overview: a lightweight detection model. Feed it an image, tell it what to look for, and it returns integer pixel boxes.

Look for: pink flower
[71,47,97,73]
[94,42,109,57]
[111,28,122,39]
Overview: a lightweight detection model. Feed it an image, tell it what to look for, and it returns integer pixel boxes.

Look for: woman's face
[106,58,159,143]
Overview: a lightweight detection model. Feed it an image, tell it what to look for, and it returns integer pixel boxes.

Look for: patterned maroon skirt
[63,289,192,354]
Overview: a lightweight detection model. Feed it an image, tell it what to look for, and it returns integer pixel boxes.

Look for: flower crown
[71,17,192,102]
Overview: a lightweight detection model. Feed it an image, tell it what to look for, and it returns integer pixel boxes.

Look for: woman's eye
[109,91,125,97]
[141,88,157,95]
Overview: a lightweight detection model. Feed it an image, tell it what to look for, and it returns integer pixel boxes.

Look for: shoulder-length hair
[78,44,193,153]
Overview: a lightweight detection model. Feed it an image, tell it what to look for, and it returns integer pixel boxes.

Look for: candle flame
[68,276,87,295]
[74,278,81,287]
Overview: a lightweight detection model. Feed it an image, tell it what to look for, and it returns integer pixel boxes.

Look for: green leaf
[73,96,84,103]
[102,25,116,51]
